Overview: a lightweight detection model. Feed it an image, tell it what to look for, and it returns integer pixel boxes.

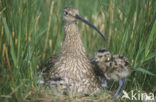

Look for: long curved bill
[75,14,107,42]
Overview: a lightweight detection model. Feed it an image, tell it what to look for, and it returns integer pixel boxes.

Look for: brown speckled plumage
[93,48,131,98]
[39,7,107,95]
[94,48,131,81]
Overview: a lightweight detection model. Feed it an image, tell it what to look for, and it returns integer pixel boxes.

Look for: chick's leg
[113,78,126,98]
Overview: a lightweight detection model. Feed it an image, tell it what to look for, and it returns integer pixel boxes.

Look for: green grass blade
[135,67,156,76]
[145,20,156,57]
[144,51,156,62]
[1,16,17,67]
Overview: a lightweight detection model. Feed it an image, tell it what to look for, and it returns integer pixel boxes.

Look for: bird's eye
[106,57,110,61]
[64,11,68,15]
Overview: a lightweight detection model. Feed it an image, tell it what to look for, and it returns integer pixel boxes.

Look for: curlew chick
[93,48,131,98]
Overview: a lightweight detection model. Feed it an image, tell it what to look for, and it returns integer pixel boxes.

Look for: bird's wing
[38,54,59,78]
[42,55,59,72]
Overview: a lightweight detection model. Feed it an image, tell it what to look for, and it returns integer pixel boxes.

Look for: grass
[0,0,156,101]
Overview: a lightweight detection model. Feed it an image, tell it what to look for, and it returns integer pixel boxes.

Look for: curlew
[39,7,107,95]
[93,48,131,98]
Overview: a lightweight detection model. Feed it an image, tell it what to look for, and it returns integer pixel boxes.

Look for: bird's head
[63,7,107,42]
[94,48,112,63]
[63,7,79,23]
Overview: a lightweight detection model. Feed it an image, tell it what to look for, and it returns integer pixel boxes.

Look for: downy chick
[94,48,131,98]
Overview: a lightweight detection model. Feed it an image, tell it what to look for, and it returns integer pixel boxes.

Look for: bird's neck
[60,23,86,57]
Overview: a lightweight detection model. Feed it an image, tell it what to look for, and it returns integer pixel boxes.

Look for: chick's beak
[75,14,107,42]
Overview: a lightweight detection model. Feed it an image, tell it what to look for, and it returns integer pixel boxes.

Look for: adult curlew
[39,7,107,95]
[93,48,131,98]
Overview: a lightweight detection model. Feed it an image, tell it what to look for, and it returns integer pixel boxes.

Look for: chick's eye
[106,57,110,61]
